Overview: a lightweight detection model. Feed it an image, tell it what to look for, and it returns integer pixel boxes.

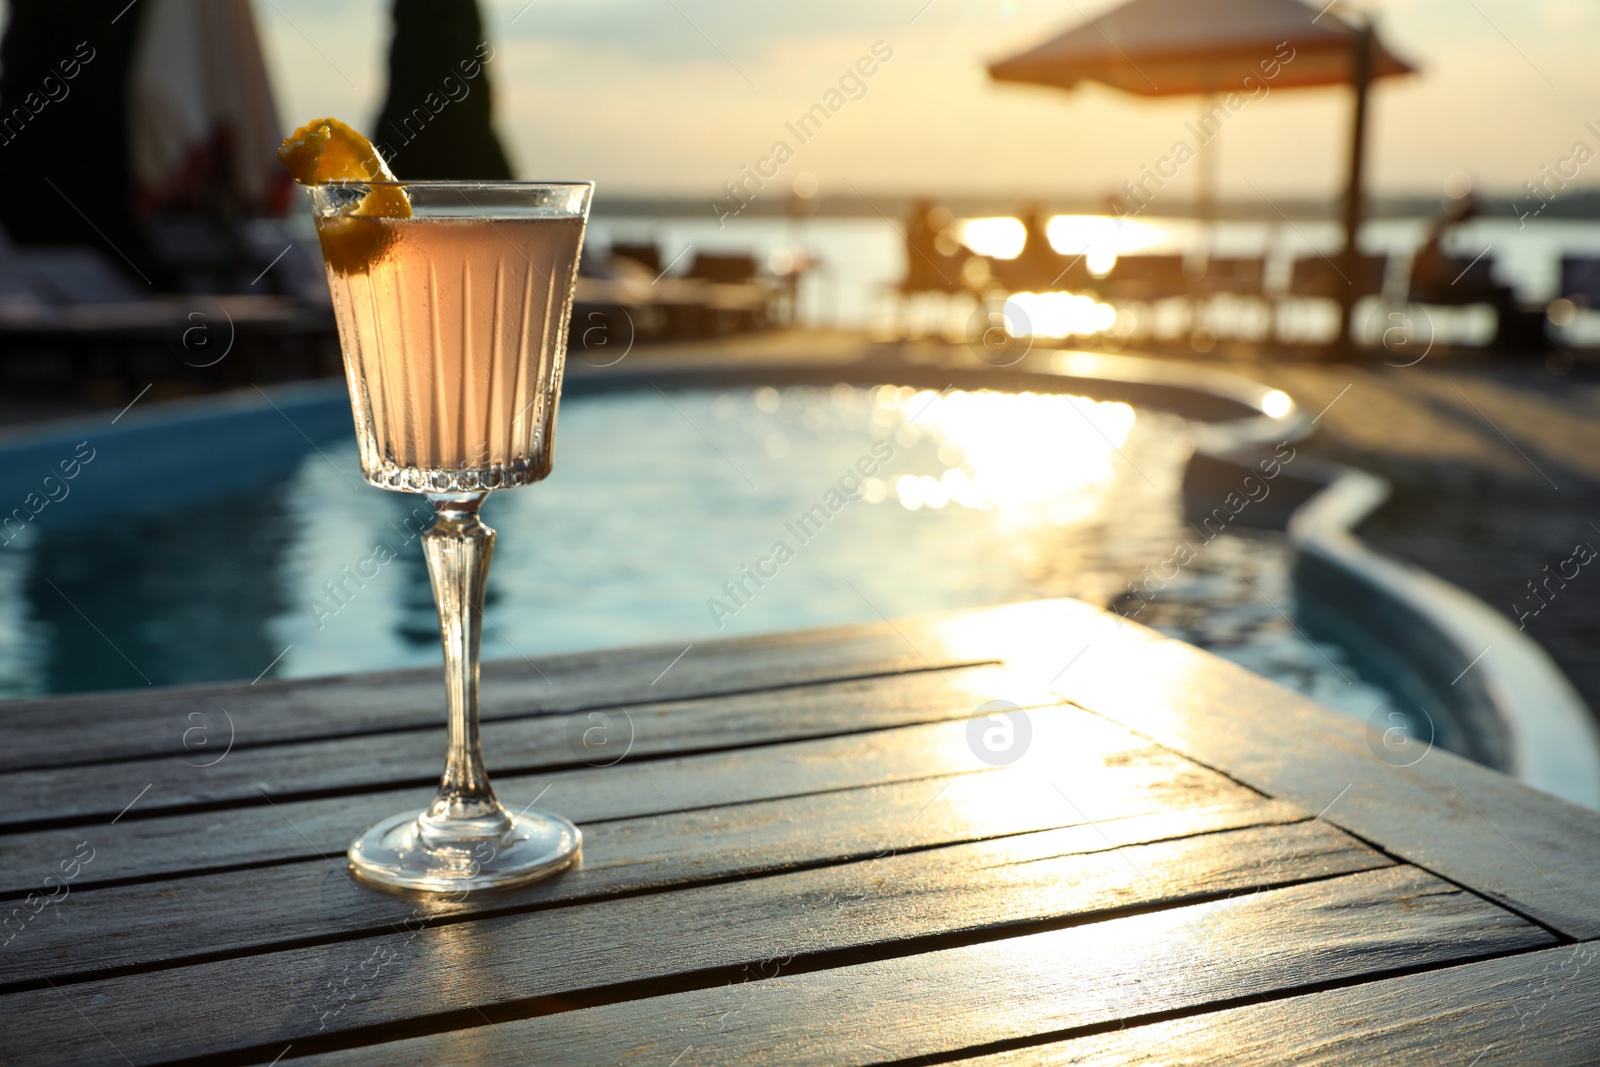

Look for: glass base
[362,459,550,494]
[348,806,582,892]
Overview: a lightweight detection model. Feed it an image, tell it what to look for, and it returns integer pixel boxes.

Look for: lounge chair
[1405,251,1547,354]
[686,253,775,334]
[991,247,1092,294]
[1559,256,1600,307]
[1287,254,1387,301]
[1100,254,1190,303]
[1198,257,1265,297]
[609,243,662,275]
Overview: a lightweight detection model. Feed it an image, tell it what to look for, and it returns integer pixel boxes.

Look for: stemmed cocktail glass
[305,180,592,892]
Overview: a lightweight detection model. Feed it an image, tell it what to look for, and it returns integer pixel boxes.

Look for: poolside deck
[3,597,1598,1064]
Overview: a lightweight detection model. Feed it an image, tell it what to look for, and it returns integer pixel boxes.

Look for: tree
[0,1,159,282]
[373,0,514,180]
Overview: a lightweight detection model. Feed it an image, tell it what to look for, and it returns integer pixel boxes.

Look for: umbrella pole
[1198,94,1218,252]
[1334,23,1374,358]
[1193,94,1219,341]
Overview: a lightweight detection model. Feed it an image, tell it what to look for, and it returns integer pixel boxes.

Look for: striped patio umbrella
[128,0,291,216]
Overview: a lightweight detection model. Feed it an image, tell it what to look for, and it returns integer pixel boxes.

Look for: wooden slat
[965,943,1600,1065]
[0,617,1002,771]
[8,596,1592,1067]
[983,597,1600,940]
[0,665,1047,827]
[5,823,1424,1066]
[0,707,1211,894]
[241,866,1553,1067]
[0,796,1309,992]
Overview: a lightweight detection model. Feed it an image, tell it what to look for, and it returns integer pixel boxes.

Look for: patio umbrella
[989,0,1416,351]
[128,0,291,216]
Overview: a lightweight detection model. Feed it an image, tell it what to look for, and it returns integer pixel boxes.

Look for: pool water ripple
[0,385,1390,722]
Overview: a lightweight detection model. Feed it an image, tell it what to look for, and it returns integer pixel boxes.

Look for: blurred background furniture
[571,242,789,349]
[1100,253,1191,305]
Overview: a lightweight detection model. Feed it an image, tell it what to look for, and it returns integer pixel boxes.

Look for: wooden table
[3,598,1599,1065]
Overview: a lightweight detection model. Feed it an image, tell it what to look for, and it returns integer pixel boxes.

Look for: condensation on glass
[307,180,593,892]
[310,181,590,493]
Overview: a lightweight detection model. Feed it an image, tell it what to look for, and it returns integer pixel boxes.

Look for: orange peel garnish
[279,117,411,273]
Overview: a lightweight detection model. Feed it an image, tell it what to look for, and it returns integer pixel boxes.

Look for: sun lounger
[610,242,662,275]
[1198,256,1266,297]
[1288,254,1386,300]
[1100,254,1190,303]
[1559,256,1600,307]
[990,250,1092,294]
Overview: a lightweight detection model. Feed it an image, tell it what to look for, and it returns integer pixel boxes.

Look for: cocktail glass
[304,180,593,892]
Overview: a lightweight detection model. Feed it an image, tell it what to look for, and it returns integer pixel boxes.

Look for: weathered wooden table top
[3,598,1599,1066]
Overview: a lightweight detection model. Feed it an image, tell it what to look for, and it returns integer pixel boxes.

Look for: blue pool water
[0,384,1392,719]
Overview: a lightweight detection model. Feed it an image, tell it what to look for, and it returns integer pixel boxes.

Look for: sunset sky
[254,0,1599,207]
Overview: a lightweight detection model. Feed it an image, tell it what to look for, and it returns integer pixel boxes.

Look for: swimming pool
[0,382,1397,726]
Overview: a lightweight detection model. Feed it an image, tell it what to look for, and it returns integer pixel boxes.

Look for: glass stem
[419,492,508,835]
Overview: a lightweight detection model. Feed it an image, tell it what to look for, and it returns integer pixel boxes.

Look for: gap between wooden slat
[0,707,1167,896]
[893,940,1569,1067]
[0,624,1002,772]
[1051,696,1586,945]
[4,660,1000,775]
[0,822,1416,1066]
[0,665,1046,833]
[0,796,1311,995]
[116,864,1549,1067]
[950,940,1600,1067]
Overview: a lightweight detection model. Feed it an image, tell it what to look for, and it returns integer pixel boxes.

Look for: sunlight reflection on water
[0,386,1391,725]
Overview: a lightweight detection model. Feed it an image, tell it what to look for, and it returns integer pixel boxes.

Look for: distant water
[587,213,1600,345]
